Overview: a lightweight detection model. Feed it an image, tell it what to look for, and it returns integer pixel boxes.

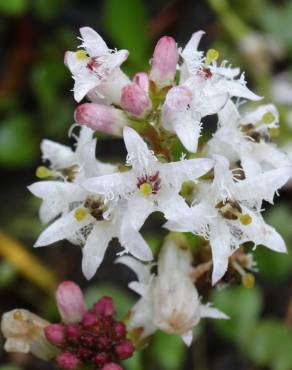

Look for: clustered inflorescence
[1,26,292,370]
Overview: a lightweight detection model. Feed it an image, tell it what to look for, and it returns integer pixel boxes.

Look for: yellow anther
[262,112,275,124]
[240,214,252,225]
[36,166,53,179]
[13,310,23,320]
[139,183,153,196]
[269,127,280,137]
[75,50,88,60]
[242,273,255,289]
[74,207,88,221]
[206,49,219,65]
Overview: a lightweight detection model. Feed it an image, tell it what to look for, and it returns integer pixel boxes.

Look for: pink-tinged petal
[121,82,152,118]
[79,26,108,56]
[149,36,179,89]
[57,351,80,370]
[75,103,129,136]
[45,324,65,345]
[56,281,86,324]
[133,72,150,92]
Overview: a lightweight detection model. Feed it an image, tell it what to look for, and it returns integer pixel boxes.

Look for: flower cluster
[2,26,292,369]
[2,281,134,370]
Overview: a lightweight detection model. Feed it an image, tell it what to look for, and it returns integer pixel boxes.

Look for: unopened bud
[56,281,86,324]
[93,297,115,317]
[45,324,65,345]
[57,351,80,370]
[149,36,179,89]
[101,363,123,370]
[121,83,152,118]
[133,72,150,93]
[115,339,135,360]
[75,103,129,136]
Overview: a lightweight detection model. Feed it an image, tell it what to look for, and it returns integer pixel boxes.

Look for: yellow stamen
[262,112,275,124]
[269,127,279,137]
[36,166,53,179]
[240,214,252,225]
[74,207,88,221]
[75,50,88,60]
[139,183,153,196]
[13,310,23,320]
[242,273,255,288]
[206,49,219,65]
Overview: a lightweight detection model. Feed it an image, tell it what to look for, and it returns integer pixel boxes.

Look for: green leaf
[0,0,28,15]
[32,0,65,19]
[123,350,143,370]
[0,114,38,168]
[253,205,292,281]
[84,283,135,320]
[150,331,186,370]
[104,0,151,70]
[31,60,69,110]
[211,285,262,346]
[246,320,292,370]
[0,261,16,288]
[0,365,23,370]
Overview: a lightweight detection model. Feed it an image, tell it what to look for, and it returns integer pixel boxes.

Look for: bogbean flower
[207,99,291,178]
[116,235,228,345]
[65,27,130,103]
[165,156,289,284]
[82,126,214,241]
[159,31,262,153]
[29,126,152,280]
[1,310,57,361]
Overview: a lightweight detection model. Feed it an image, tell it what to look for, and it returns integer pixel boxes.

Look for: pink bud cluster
[74,35,178,135]
[45,283,134,370]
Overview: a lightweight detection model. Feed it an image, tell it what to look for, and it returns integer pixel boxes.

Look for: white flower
[29,127,152,280]
[165,155,289,285]
[207,99,292,178]
[1,309,56,360]
[65,27,130,103]
[161,32,262,154]
[180,31,262,101]
[83,126,214,236]
[116,236,228,345]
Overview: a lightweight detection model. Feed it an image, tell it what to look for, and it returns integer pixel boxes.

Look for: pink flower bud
[65,324,81,340]
[93,297,115,317]
[57,352,79,370]
[56,281,86,324]
[95,352,110,366]
[113,322,126,338]
[75,103,129,136]
[45,324,65,345]
[115,339,134,360]
[132,72,149,93]
[101,363,123,370]
[121,83,152,118]
[149,36,179,89]
[82,311,97,327]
